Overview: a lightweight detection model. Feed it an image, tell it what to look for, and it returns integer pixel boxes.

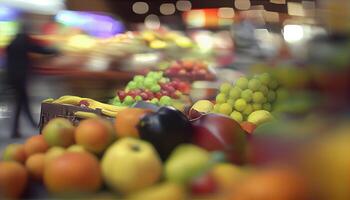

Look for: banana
[74,111,99,119]
[53,96,83,105]
[42,98,54,103]
[101,109,118,118]
[81,98,127,112]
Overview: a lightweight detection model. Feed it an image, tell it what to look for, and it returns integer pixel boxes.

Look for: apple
[191,113,248,164]
[101,138,162,194]
[190,173,217,195]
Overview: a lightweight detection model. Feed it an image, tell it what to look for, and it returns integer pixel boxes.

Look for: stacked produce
[213,73,281,123]
[111,71,190,107]
[164,60,216,81]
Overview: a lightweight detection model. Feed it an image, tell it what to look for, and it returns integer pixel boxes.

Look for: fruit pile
[164,60,216,81]
[213,73,282,123]
[111,71,190,107]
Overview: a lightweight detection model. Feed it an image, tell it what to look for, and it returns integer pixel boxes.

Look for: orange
[2,144,27,164]
[75,118,115,154]
[44,152,102,194]
[0,161,28,199]
[24,135,49,156]
[25,153,45,181]
[115,108,152,138]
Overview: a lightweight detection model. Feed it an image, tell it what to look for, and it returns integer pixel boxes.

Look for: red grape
[155,92,163,99]
[140,92,149,100]
[117,91,126,101]
[128,90,137,98]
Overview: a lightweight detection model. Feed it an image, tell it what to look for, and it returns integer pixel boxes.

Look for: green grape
[216,93,227,104]
[263,103,272,111]
[160,96,172,106]
[151,98,159,104]
[230,111,243,122]
[229,87,241,100]
[262,97,268,103]
[159,77,169,84]
[252,92,265,103]
[259,85,269,96]
[241,89,253,102]
[134,75,144,83]
[124,96,134,105]
[127,81,137,90]
[268,79,279,90]
[236,77,249,90]
[219,103,232,116]
[248,78,261,91]
[226,99,235,107]
[144,78,156,89]
[151,85,161,92]
[234,98,247,112]
[267,91,276,102]
[220,83,232,94]
[154,72,163,80]
[135,95,142,101]
[243,104,253,115]
[213,104,221,112]
[258,73,271,85]
[252,103,262,110]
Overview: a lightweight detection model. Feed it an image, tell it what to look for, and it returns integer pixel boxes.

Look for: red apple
[240,122,257,135]
[191,113,248,164]
[190,173,217,195]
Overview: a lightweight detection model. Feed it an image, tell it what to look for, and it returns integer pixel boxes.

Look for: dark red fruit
[190,173,217,195]
[140,92,149,100]
[117,91,126,101]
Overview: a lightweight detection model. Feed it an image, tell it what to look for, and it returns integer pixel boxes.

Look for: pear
[165,144,211,184]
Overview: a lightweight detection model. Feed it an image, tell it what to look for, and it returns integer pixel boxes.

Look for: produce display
[111,71,191,108]
[212,73,281,123]
[164,60,216,81]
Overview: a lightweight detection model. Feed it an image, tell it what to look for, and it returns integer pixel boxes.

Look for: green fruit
[216,93,227,104]
[160,96,172,106]
[165,144,210,184]
[263,103,272,111]
[258,73,271,85]
[144,78,156,89]
[259,85,269,95]
[267,91,276,102]
[252,103,262,111]
[128,81,137,90]
[234,99,247,112]
[135,96,143,101]
[220,83,232,94]
[230,111,243,122]
[134,75,144,83]
[42,118,75,147]
[151,98,159,105]
[241,89,253,102]
[151,85,161,93]
[247,110,274,126]
[226,99,235,107]
[213,104,220,112]
[243,104,253,115]
[236,77,249,89]
[124,96,134,105]
[248,79,261,91]
[252,92,265,104]
[229,87,242,100]
[219,103,232,115]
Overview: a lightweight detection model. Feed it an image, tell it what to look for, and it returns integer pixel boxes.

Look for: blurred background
[0,1,349,134]
[0,0,350,199]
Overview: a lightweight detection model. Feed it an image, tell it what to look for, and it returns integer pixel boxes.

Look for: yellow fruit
[66,145,86,153]
[101,138,162,194]
[42,118,75,147]
[247,110,274,126]
[45,147,65,165]
[211,163,246,192]
[127,182,186,200]
[191,100,214,113]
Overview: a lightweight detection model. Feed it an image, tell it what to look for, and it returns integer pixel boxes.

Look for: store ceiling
[66,0,318,23]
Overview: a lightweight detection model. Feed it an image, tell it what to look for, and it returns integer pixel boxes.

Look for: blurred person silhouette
[5,16,59,138]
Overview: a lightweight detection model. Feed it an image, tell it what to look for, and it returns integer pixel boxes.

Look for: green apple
[42,118,75,147]
[101,138,162,194]
[165,144,211,184]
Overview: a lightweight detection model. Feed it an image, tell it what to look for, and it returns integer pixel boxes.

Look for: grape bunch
[213,73,281,122]
[112,71,190,107]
